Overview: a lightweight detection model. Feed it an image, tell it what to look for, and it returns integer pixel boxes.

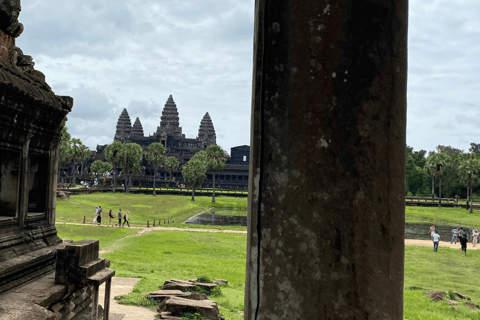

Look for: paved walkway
[98,277,157,320]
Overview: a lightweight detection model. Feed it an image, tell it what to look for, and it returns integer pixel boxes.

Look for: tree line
[58,127,227,201]
[407,143,480,209]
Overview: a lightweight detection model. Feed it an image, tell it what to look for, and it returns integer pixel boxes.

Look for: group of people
[93,206,130,227]
[430,224,475,256]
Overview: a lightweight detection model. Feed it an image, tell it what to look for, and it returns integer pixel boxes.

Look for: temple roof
[131,117,144,137]
[159,95,180,133]
[114,108,132,141]
[198,112,216,145]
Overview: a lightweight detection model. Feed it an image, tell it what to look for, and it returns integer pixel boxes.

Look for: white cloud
[12,0,479,155]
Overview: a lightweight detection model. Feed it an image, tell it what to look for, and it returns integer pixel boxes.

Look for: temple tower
[114,108,132,142]
[158,95,182,136]
[197,112,216,148]
[131,117,144,138]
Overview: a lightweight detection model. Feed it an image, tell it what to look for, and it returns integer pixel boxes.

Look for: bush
[180,312,204,320]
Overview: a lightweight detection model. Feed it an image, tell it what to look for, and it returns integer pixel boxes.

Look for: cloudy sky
[16,0,480,154]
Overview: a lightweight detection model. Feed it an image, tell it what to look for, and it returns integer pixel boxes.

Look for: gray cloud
[12,0,479,154]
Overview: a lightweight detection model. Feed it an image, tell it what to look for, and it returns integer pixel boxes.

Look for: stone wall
[185,212,247,227]
[405,223,472,242]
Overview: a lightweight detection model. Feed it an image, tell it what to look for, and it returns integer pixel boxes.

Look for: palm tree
[144,142,166,196]
[165,156,179,182]
[425,152,450,207]
[205,145,227,202]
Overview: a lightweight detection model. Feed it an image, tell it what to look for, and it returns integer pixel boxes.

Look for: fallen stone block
[454,291,471,301]
[162,280,197,292]
[158,296,220,320]
[195,282,217,291]
[465,302,479,310]
[212,279,228,285]
[426,291,443,301]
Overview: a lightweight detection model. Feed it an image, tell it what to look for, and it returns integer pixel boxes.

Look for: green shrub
[180,312,204,320]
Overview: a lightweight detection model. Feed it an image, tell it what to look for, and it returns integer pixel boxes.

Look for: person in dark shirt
[459,235,468,256]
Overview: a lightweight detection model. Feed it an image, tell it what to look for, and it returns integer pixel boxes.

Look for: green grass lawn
[406,206,480,227]
[404,245,480,319]
[56,193,247,229]
[56,223,480,320]
[57,225,246,320]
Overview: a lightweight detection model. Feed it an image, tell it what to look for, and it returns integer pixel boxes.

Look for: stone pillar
[245,0,407,319]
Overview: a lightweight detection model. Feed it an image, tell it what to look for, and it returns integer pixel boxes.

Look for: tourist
[93,206,99,223]
[97,206,102,225]
[429,224,435,239]
[460,234,468,256]
[117,208,122,227]
[432,232,440,252]
[473,229,479,247]
[123,211,130,227]
[108,210,115,225]
[451,227,459,244]
[459,228,465,238]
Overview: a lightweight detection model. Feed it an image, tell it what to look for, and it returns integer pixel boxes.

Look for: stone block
[158,296,220,320]
[0,299,56,320]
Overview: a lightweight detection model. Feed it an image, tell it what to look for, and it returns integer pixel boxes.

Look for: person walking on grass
[108,210,115,225]
[460,234,468,256]
[117,208,122,227]
[459,227,465,239]
[473,229,479,247]
[93,206,99,223]
[432,232,440,252]
[429,224,435,239]
[451,227,459,244]
[123,211,130,227]
[97,206,102,225]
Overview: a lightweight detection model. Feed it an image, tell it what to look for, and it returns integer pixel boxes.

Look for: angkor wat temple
[113,94,217,165]
[60,95,250,190]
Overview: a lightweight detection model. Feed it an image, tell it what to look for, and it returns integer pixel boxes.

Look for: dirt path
[59,222,248,234]
[405,239,480,250]
[98,277,157,320]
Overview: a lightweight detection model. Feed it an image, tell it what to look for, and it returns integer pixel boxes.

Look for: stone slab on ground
[162,279,197,292]
[158,296,220,320]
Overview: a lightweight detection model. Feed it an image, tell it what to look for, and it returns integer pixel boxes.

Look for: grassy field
[56,193,247,229]
[406,206,480,227]
[404,245,480,319]
[56,194,480,318]
[57,225,247,320]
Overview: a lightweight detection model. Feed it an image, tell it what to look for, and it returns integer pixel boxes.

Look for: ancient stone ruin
[0,1,114,319]
[148,279,224,320]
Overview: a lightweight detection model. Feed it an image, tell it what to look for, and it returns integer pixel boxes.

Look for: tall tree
[406,146,427,196]
[105,141,124,192]
[469,143,480,154]
[71,138,88,185]
[435,145,463,157]
[76,144,91,175]
[182,151,208,201]
[144,142,166,196]
[118,143,143,193]
[58,127,73,183]
[457,154,480,213]
[205,145,227,202]
[165,156,179,182]
[425,153,450,207]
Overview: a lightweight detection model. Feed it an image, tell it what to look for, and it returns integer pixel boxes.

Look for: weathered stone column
[245,0,407,319]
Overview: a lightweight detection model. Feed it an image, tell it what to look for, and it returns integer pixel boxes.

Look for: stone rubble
[150,279,225,320]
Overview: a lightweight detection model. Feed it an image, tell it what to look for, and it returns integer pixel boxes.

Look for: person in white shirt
[451,228,458,244]
[432,232,440,252]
